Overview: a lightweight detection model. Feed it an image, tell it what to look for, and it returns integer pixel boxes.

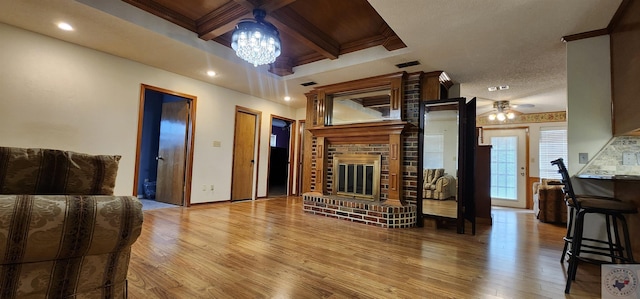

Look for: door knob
[156,156,164,161]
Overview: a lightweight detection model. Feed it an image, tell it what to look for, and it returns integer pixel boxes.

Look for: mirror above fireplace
[332,89,392,125]
[306,72,406,127]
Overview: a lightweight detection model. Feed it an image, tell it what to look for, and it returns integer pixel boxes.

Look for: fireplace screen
[333,154,381,201]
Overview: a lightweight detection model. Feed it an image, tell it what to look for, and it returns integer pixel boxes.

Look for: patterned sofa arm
[0,195,143,298]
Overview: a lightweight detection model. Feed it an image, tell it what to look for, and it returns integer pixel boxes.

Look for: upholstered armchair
[0,146,143,298]
[532,178,567,224]
[423,168,456,200]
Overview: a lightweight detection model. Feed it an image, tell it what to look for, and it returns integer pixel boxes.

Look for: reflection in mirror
[422,102,459,219]
[331,89,392,125]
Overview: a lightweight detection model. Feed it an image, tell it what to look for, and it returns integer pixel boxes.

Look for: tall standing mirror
[418,97,476,234]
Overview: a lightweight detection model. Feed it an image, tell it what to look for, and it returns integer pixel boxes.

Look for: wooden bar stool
[551,158,637,293]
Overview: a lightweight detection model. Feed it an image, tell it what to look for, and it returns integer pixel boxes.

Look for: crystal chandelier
[231,9,281,67]
[488,101,515,121]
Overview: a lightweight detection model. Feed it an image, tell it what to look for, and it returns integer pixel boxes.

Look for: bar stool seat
[570,197,636,212]
[551,158,638,294]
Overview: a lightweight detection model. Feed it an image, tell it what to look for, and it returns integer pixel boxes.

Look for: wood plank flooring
[423,199,457,218]
[128,196,601,298]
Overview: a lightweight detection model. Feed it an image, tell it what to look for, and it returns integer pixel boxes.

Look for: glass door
[481,128,527,208]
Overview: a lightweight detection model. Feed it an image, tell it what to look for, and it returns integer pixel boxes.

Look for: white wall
[565,35,614,247]
[0,23,298,203]
[566,36,612,177]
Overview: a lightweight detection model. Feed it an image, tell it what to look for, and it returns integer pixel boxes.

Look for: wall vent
[300,81,317,86]
[395,60,420,68]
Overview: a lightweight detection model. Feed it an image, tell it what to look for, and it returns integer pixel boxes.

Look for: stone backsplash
[578,136,640,176]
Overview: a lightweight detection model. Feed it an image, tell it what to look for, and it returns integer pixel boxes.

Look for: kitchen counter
[576,174,640,180]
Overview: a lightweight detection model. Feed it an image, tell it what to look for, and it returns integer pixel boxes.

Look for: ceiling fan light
[507,112,515,119]
[488,114,496,121]
[231,9,281,67]
[497,113,506,121]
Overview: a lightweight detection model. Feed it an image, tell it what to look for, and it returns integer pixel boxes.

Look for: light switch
[213,141,221,147]
[578,153,588,164]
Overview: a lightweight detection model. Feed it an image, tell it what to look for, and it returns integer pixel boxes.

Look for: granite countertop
[577,174,640,180]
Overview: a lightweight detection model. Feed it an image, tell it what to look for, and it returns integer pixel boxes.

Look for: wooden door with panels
[133,84,196,207]
[156,100,190,205]
[231,107,260,201]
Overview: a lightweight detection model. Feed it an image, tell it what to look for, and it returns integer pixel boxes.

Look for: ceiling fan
[485,100,534,121]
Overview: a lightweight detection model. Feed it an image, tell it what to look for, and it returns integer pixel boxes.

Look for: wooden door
[232,110,257,201]
[156,100,189,205]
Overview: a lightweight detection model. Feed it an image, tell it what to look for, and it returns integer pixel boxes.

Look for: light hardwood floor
[128,196,601,298]
[423,198,457,219]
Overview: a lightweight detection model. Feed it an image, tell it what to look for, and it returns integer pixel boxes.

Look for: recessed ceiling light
[57,22,74,31]
[499,85,509,90]
[488,86,498,92]
[284,96,291,101]
[206,70,216,77]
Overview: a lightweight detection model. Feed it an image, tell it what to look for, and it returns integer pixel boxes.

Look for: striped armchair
[0,147,143,298]
[423,168,456,200]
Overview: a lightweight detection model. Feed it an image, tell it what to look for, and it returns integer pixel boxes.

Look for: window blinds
[539,128,568,179]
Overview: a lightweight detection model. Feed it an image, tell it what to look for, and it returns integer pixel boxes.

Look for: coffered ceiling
[122,0,406,76]
[0,0,623,112]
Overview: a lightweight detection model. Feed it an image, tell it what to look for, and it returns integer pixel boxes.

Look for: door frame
[480,126,530,209]
[133,84,197,207]
[267,115,296,197]
[231,106,262,201]
[296,120,305,196]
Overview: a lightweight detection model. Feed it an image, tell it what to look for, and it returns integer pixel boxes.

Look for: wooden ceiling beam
[269,7,340,60]
[379,23,407,51]
[361,96,390,107]
[197,2,251,41]
[197,0,299,41]
[231,0,298,15]
[257,0,299,12]
[269,56,294,76]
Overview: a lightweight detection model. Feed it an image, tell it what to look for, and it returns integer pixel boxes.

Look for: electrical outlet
[210,184,214,191]
[202,184,207,191]
[623,152,637,165]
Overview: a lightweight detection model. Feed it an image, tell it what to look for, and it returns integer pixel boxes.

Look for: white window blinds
[539,128,568,179]
[424,134,444,169]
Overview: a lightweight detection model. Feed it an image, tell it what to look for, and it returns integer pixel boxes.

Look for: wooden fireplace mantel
[308,120,410,206]
[308,120,409,144]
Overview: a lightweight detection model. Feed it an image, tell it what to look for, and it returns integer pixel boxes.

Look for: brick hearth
[303,193,417,228]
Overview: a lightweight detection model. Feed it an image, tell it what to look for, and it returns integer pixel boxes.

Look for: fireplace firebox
[332,154,381,201]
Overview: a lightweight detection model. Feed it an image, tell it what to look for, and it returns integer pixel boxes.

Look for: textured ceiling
[0,0,622,113]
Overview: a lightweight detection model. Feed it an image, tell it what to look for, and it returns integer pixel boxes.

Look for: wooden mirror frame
[305,72,407,127]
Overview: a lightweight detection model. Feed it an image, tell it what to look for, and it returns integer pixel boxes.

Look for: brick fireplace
[303,120,417,228]
[301,71,450,228]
